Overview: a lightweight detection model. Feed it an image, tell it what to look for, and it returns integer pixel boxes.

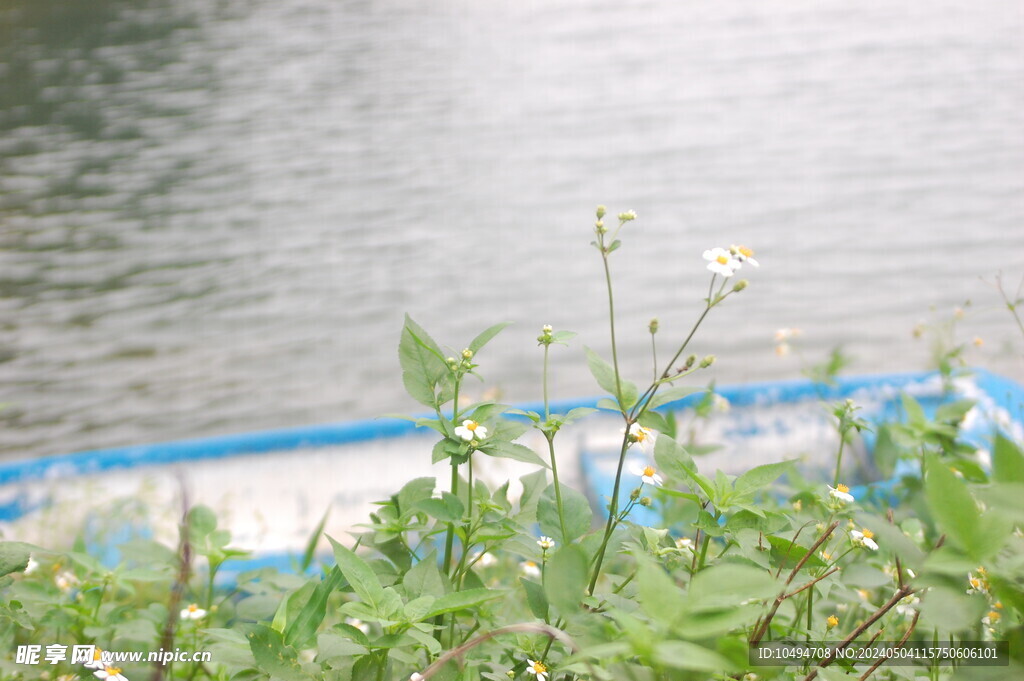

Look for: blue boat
[2,369,1021,574]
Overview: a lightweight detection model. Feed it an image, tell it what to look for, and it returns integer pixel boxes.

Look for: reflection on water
[1,0,1023,458]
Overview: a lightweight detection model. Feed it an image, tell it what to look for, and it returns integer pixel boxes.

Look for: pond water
[2,0,1023,458]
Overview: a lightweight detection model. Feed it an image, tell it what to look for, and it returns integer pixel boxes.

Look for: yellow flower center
[188,604,198,612]
[970,577,982,589]
[94,650,103,661]
[857,589,870,600]
[995,601,1003,609]
[643,466,656,478]
[106,668,122,676]
[524,561,537,568]
[739,246,753,257]
[977,566,987,575]
[466,421,478,431]
[861,528,874,539]
[716,255,729,265]
[836,484,849,493]
[821,551,832,561]
[532,661,548,674]
[987,610,1001,622]
[827,615,839,627]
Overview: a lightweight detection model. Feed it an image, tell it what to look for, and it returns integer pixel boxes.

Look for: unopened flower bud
[461,348,473,360]
[595,219,606,234]
[648,318,659,334]
[596,205,606,219]
[732,279,748,292]
[629,488,641,501]
[700,355,716,368]
[640,497,652,507]
[618,210,636,222]
[543,325,553,334]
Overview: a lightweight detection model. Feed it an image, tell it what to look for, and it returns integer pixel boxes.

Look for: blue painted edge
[2,369,1019,488]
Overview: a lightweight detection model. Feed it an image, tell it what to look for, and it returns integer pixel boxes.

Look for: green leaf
[480,441,548,468]
[520,578,549,620]
[653,433,696,479]
[734,460,795,494]
[300,509,330,572]
[994,434,1024,484]
[328,536,387,614]
[422,588,504,619]
[687,564,778,612]
[765,535,827,572]
[248,625,313,681]
[403,595,436,622]
[402,550,445,599]
[653,641,737,673]
[637,410,672,435]
[635,553,685,626]
[188,505,218,539]
[284,566,345,649]
[400,314,448,407]
[397,477,436,516]
[415,493,465,524]
[923,455,1004,561]
[647,385,704,410]
[0,543,32,578]
[468,322,512,354]
[544,545,588,613]
[583,346,637,410]
[901,393,926,425]
[537,483,593,544]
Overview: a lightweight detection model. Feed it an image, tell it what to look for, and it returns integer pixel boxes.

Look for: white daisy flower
[454,420,488,441]
[982,610,1001,627]
[55,570,79,593]
[828,483,855,504]
[629,461,663,487]
[525,658,549,681]
[967,570,989,595]
[470,550,497,568]
[851,528,879,551]
[622,423,654,450]
[537,536,555,551]
[94,667,127,681]
[895,594,920,617]
[180,603,206,620]
[83,649,106,670]
[410,674,425,681]
[703,247,741,277]
[520,561,541,578]
[729,245,759,267]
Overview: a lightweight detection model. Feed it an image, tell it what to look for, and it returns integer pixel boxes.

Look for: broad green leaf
[734,460,795,494]
[414,493,465,524]
[421,588,504,619]
[403,595,436,622]
[399,315,448,407]
[284,566,344,648]
[637,410,672,435]
[396,477,436,516]
[994,434,1024,484]
[520,578,549,620]
[188,505,217,539]
[917,585,987,635]
[0,543,32,578]
[765,535,828,572]
[635,553,685,626]
[653,433,696,479]
[481,441,548,468]
[687,564,778,612]
[562,407,597,424]
[401,550,445,599]
[653,641,736,673]
[468,322,512,354]
[583,346,637,409]
[537,483,593,544]
[328,537,386,614]
[924,455,995,560]
[248,625,313,681]
[901,393,926,425]
[647,385,704,410]
[544,545,588,613]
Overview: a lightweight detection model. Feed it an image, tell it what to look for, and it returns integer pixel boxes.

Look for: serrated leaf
[520,578,549,619]
[399,315,448,407]
[414,493,465,523]
[402,550,445,599]
[647,385,704,410]
[468,322,512,353]
[481,441,548,468]
[0,543,32,578]
[328,537,387,613]
[397,477,436,516]
[422,588,504,618]
[248,625,313,681]
[734,460,795,494]
[583,346,637,410]
[538,483,593,544]
[544,545,588,613]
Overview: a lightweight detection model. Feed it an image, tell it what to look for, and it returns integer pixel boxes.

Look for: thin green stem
[587,435,631,594]
[442,462,459,577]
[832,435,846,488]
[546,435,568,544]
[600,247,624,410]
[543,344,551,422]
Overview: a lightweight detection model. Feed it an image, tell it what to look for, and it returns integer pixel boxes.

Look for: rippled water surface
[2,0,1023,457]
